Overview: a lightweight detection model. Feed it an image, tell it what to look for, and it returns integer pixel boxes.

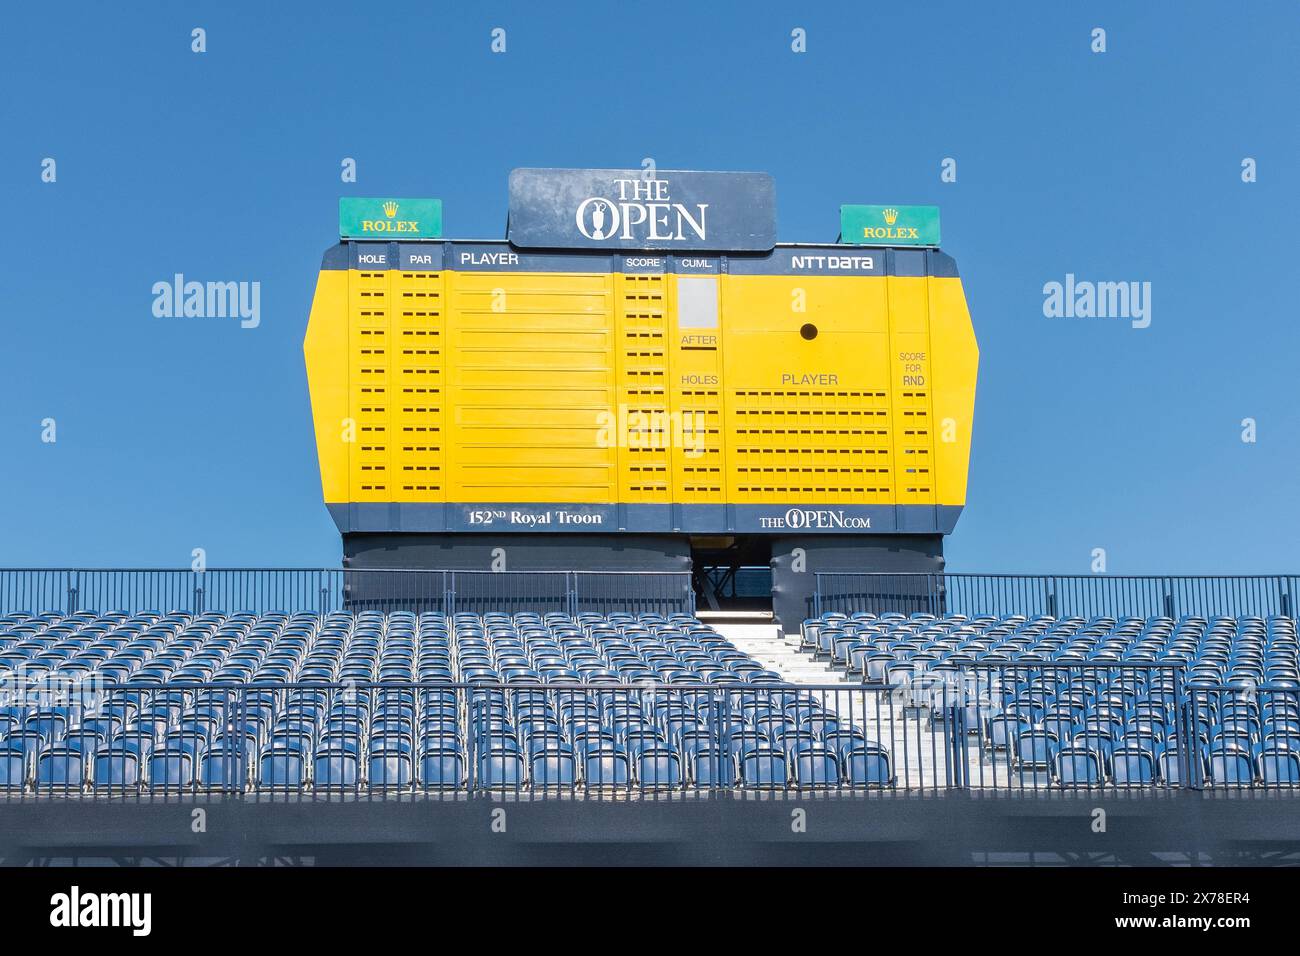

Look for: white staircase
[703,613,847,685]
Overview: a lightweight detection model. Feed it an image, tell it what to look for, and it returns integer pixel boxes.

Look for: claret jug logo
[757,508,872,530]
[508,169,775,251]
[575,178,708,243]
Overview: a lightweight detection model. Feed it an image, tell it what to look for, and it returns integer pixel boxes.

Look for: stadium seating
[5,606,1297,794]
[0,610,891,795]
[802,611,1300,789]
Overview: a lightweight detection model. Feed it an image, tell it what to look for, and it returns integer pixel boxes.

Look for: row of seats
[0,680,896,793]
[0,610,783,686]
[1006,738,1300,787]
[803,612,1300,687]
[0,742,894,792]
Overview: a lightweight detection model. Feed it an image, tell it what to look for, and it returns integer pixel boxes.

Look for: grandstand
[0,606,900,796]
[1,569,1298,867]
[1,570,1296,799]
[2,173,1296,867]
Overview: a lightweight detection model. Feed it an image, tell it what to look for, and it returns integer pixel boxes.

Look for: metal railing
[6,668,1294,801]
[0,680,931,801]
[814,572,1300,619]
[953,662,1196,793]
[1185,685,1300,790]
[0,569,695,617]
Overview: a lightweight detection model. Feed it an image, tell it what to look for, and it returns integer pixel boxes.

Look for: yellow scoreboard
[304,172,978,536]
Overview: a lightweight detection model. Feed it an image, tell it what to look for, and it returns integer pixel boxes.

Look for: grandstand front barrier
[814,572,1300,619]
[0,569,695,617]
[1185,685,1300,790]
[0,681,930,800]
[4,671,1297,800]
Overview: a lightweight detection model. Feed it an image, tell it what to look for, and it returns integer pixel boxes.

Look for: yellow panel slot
[887,276,936,505]
[668,275,725,503]
[391,271,446,500]
[616,273,672,503]
[445,270,617,504]
[347,268,393,501]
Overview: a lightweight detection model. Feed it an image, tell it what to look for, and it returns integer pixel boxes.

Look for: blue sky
[1,1,1296,572]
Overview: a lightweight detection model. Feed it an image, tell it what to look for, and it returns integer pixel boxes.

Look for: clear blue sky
[1,1,1296,572]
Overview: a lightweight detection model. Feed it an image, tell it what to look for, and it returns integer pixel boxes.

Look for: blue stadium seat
[1014,730,1058,771]
[1207,749,1255,787]
[1157,750,1193,787]
[845,747,894,788]
[200,749,249,790]
[0,750,27,790]
[420,750,465,790]
[530,751,577,789]
[739,749,787,789]
[36,747,85,789]
[584,750,630,789]
[792,747,841,788]
[148,749,195,790]
[93,749,139,790]
[636,749,681,790]
[1,731,45,759]
[986,716,1026,752]
[25,712,69,745]
[367,750,412,789]
[690,749,735,788]
[259,748,306,789]
[1258,749,1300,786]
[477,750,524,790]
[1054,748,1102,786]
[1110,748,1156,787]
[312,750,359,789]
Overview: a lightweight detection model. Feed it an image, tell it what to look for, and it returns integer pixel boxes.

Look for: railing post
[944,682,965,790]
[1178,675,1201,791]
[65,570,77,615]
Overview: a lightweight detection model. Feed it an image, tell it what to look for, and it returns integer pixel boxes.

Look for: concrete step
[714,622,851,685]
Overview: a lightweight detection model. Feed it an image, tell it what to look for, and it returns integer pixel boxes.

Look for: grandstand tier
[1,605,1297,796]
